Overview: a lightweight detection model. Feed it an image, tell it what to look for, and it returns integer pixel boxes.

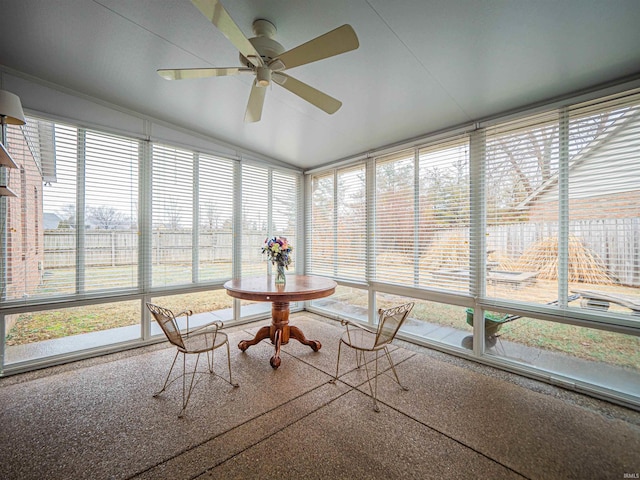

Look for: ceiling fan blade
[191,0,263,67]
[244,81,267,123]
[157,67,252,80]
[272,73,341,114]
[269,24,359,71]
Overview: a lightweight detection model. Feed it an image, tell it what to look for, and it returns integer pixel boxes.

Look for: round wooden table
[223,275,337,369]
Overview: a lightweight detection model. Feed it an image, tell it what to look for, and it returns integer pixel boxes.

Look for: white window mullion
[192,153,199,284]
[558,108,570,307]
[267,169,273,275]
[139,138,152,340]
[139,140,152,294]
[333,169,338,279]
[76,129,86,294]
[470,128,487,355]
[413,149,420,285]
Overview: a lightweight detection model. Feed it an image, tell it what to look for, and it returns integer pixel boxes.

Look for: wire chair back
[146,303,185,350]
[374,302,414,348]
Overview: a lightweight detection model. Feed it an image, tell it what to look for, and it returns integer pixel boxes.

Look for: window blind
[197,153,234,281]
[2,116,140,301]
[482,89,640,313]
[307,171,335,278]
[272,170,299,273]
[417,137,470,292]
[307,164,366,282]
[374,150,415,286]
[151,144,193,287]
[241,164,268,277]
[373,137,470,292]
[482,110,562,304]
[566,89,640,293]
[240,164,300,277]
[84,130,138,291]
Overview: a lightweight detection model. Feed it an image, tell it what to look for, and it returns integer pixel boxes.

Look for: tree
[201,201,219,231]
[87,206,127,230]
[163,198,183,230]
[57,204,76,229]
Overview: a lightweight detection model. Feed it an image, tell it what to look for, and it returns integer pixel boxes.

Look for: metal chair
[331,302,414,412]
[146,303,238,417]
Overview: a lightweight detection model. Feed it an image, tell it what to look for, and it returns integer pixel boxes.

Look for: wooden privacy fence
[43,230,250,268]
[44,219,639,286]
[486,218,640,286]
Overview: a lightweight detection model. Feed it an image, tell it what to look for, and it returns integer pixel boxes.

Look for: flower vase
[275,263,286,285]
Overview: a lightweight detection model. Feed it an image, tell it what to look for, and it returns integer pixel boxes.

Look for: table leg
[290,325,321,352]
[238,300,322,368]
[268,301,289,369]
[270,328,282,369]
[238,325,270,351]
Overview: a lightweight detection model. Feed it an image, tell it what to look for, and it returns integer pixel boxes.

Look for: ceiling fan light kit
[158,0,359,123]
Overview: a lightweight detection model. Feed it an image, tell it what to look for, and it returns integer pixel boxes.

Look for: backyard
[6,266,639,372]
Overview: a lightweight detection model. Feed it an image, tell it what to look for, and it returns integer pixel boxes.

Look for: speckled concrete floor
[1,314,639,480]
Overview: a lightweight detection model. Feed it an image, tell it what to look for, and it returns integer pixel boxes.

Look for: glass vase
[275,263,286,285]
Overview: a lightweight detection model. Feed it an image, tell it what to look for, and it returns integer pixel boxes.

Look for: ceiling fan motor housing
[239,19,285,67]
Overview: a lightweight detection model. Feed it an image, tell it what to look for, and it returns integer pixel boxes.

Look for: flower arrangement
[262,236,293,269]
[262,237,292,284]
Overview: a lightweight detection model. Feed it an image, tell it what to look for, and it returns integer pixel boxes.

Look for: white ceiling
[1,0,640,170]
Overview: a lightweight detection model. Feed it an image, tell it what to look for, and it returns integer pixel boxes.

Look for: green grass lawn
[5,268,640,372]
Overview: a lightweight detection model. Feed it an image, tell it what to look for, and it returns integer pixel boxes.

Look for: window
[197,153,234,282]
[483,89,640,318]
[241,164,269,277]
[6,121,141,298]
[84,130,139,291]
[151,144,193,287]
[307,164,366,282]
[484,111,561,305]
[1,113,302,372]
[242,164,300,277]
[374,137,470,292]
[375,150,415,285]
[417,139,470,292]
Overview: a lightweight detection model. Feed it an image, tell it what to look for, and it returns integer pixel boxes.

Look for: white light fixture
[0,89,26,197]
[0,90,26,127]
[256,66,271,87]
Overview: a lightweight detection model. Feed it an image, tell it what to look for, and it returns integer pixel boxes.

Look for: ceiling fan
[157,0,359,123]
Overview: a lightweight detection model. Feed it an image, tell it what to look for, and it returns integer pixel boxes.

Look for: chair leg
[179,352,201,418]
[361,350,380,412]
[384,346,408,391]
[205,340,214,373]
[330,340,343,384]
[154,350,179,397]
[226,341,239,387]
[356,349,364,368]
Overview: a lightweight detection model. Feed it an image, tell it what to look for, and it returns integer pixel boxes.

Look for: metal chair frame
[331,302,414,412]
[146,302,238,417]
